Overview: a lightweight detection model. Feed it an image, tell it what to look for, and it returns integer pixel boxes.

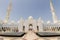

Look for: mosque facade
[0,0,60,40]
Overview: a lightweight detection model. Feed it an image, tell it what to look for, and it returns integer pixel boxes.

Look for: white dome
[0,19,3,24]
[17,21,20,23]
[47,21,51,24]
[3,20,8,23]
[20,17,24,21]
[38,17,44,23]
[28,16,33,20]
[10,20,15,24]
[38,17,42,20]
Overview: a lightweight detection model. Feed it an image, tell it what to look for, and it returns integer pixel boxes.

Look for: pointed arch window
[29,24,33,31]
[23,26,25,31]
[37,26,39,31]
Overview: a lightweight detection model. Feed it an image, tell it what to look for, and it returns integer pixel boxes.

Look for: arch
[23,26,25,31]
[29,24,33,31]
[29,24,33,26]
[37,26,39,31]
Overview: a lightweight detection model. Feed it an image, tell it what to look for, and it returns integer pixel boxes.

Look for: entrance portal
[29,24,33,31]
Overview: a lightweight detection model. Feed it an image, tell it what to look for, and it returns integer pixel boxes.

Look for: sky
[0,0,60,22]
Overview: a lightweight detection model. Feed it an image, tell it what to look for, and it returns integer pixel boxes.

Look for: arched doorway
[23,26,25,31]
[37,26,39,31]
[29,24,33,31]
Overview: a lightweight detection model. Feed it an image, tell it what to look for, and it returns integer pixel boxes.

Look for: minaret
[5,0,12,23]
[50,0,58,23]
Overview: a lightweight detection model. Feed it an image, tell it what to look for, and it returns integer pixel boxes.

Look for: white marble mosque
[0,0,60,40]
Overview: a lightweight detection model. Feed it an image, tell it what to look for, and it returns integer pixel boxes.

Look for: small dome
[28,16,33,20]
[20,17,24,21]
[38,17,42,20]
[47,21,51,24]
[10,20,15,24]
[17,21,20,23]
[0,19,3,24]
[3,20,8,23]
[38,17,44,23]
